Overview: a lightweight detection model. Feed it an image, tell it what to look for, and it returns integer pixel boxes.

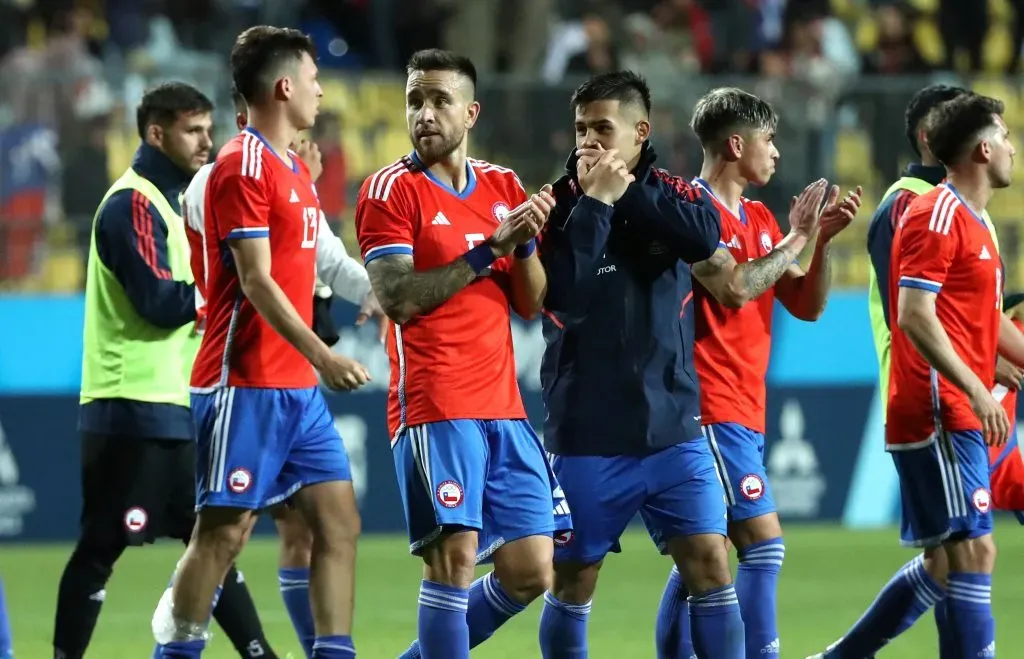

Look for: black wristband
[463,243,497,274]
[514,239,537,259]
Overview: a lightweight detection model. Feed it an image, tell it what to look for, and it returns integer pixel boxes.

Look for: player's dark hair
[926,93,1005,167]
[690,87,778,152]
[570,70,652,116]
[136,82,213,140]
[904,84,969,157]
[406,49,477,89]
[230,25,317,105]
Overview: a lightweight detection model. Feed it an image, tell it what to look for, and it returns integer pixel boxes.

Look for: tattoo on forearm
[366,254,477,322]
[738,249,793,299]
[690,249,730,279]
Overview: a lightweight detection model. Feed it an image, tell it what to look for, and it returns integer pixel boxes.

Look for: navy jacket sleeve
[94,189,196,330]
[866,189,914,330]
[614,169,721,264]
[540,185,616,315]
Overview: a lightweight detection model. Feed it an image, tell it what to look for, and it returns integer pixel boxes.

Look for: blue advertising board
[0,291,1002,542]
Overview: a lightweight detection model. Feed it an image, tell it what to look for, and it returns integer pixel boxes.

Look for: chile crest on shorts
[228,467,253,494]
[740,473,765,501]
[436,480,464,508]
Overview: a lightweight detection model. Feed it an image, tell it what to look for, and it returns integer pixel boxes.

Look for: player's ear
[635,119,651,145]
[235,112,247,131]
[465,100,481,130]
[976,138,992,164]
[275,75,292,102]
[726,133,743,161]
[145,123,164,147]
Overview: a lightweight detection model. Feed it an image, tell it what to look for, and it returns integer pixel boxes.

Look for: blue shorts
[192,386,351,510]
[392,419,571,563]
[891,430,993,547]
[549,441,727,565]
[703,423,775,521]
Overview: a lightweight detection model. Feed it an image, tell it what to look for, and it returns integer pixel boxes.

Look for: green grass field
[5,523,1024,658]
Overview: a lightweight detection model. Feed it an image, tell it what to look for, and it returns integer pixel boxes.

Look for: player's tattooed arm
[366,253,479,324]
[691,244,799,308]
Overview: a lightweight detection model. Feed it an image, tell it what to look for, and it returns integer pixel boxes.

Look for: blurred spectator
[700,0,759,72]
[61,115,111,249]
[312,112,349,226]
[757,6,854,201]
[650,0,715,72]
[439,0,555,75]
[862,3,928,75]
[565,13,620,77]
[620,12,697,87]
[938,0,987,73]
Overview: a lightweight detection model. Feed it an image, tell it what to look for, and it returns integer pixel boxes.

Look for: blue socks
[824,554,943,658]
[934,597,956,659]
[0,579,11,658]
[688,585,745,658]
[399,572,526,658]
[417,580,469,659]
[946,572,995,658]
[538,591,592,658]
[466,572,526,645]
[312,635,355,657]
[655,566,695,659]
[735,538,784,656]
[279,567,316,657]
[159,640,205,658]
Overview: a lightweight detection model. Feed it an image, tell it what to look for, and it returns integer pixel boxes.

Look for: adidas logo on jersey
[432,212,451,226]
[289,189,299,203]
[980,245,992,260]
[978,641,995,657]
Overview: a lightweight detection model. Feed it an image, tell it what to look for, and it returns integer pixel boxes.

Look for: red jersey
[184,162,215,334]
[887,183,1002,447]
[191,129,321,390]
[355,154,528,438]
[990,318,1022,465]
[691,179,783,433]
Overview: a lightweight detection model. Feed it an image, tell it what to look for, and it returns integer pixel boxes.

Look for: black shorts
[80,433,196,546]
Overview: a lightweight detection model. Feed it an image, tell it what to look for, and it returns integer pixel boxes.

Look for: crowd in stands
[0,0,1022,291]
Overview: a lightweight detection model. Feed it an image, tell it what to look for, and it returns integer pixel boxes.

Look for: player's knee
[279,527,314,568]
[551,561,601,605]
[497,561,551,604]
[273,507,314,568]
[729,513,783,550]
[423,532,478,588]
[492,535,554,603]
[945,534,997,573]
[671,534,732,592]
[192,510,250,566]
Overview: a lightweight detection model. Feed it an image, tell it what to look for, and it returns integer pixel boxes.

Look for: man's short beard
[412,129,464,166]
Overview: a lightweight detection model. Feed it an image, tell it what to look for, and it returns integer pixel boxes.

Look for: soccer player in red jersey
[156,27,367,659]
[651,87,860,659]
[354,49,570,659]
[811,100,1024,658]
[859,93,1013,659]
[160,88,384,658]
